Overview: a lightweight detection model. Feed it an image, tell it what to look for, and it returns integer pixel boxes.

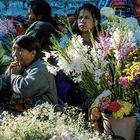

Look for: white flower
[100,7,115,18]
[111,28,121,48]
[94,69,103,83]
[94,90,112,104]
[134,26,140,42]
[57,58,72,75]
[43,51,51,61]
[46,65,58,75]
[125,17,139,31]
[61,131,72,140]
[51,135,61,140]
[73,75,82,82]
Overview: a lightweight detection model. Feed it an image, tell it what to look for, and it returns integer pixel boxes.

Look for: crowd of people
[0,0,139,133]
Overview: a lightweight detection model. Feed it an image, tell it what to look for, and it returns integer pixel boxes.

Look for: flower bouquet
[90,91,133,119]
[49,16,138,99]
[45,32,110,99]
[89,7,139,139]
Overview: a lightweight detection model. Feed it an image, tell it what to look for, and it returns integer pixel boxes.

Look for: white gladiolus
[94,69,103,83]
[134,26,140,42]
[125,17,140,43]
[73,75,82,82]
[57,58,72,75]
[61,131,72,140]
[46,65,58,75]
[125,17,139,31]
[48,33,111,98]
[43,52,51,62]
[110,28,121,48]
[100,7,115,18]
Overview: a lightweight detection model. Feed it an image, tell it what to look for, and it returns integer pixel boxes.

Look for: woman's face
[77,9,94,32]
[12,43,36,68]
[27,6,37,25]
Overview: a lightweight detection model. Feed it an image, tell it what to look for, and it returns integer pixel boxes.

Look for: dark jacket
[25,21,60,52]
[0,59,58,112]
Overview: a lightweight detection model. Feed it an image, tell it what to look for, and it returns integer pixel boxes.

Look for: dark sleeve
[25,21,60,51]
[10,67,49,98]
[0,75,10,91]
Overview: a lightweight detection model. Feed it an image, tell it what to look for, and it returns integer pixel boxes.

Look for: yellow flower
[112,102,132,119]
[89,103,98,112]
[122,62,140,84]
[112,110,124,119]
[122,102,132,115]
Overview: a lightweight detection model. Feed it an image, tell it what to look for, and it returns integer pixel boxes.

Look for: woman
[72,4,108,130]
[0,35,58,114]
[72,3,101,46]
[62,4,102,119]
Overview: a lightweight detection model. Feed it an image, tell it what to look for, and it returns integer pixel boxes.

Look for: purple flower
[97,35,111,57]
[0,19,16,36]
[0,19,9,36]
[118,76,129,89]
[117,47,133,62]
[5,19,16,34]
[131,74,140,87]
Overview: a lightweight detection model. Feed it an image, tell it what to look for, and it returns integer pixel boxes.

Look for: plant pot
[102,113,137,140]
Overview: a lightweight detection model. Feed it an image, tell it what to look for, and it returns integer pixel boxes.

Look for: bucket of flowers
[90,90,136,140]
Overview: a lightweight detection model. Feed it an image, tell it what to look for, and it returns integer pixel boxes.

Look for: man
[25,0,60,59]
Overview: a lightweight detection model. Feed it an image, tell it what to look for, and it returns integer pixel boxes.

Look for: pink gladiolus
[118,76,129,89]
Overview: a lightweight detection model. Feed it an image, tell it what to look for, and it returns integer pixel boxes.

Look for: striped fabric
[5,92,43,112]
[96,0,111,9]
[96,0,138,21]
[110,0,137,18]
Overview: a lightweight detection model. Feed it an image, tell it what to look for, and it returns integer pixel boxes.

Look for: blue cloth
[59,34,72,48]
[96,0,111,9]
[55,71,74,103]
[55,34,73,103]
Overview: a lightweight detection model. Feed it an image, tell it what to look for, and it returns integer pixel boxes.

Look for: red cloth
[133,0,140,23]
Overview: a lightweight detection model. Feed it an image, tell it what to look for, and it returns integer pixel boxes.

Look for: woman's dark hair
[72,3,101,39]
[28,0,58,29]
[13,35,44,59]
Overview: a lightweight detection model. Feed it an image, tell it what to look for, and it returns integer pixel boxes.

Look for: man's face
[12,43,36,68]
[27,6,37,25]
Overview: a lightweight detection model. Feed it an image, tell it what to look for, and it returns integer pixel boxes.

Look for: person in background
[25,0,60,64]
[25,0,66,109]
[0,35,58,115]
[26,0,58,29]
